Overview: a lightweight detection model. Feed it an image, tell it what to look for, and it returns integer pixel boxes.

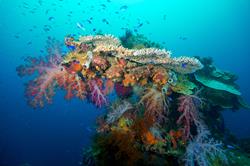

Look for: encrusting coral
[17,32,250,165]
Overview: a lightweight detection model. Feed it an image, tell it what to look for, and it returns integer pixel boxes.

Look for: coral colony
[17,32,249,165]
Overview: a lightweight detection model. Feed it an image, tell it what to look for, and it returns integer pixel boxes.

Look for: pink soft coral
[176,93,203,140]
[87,78,108,108]
[17,49,86,108]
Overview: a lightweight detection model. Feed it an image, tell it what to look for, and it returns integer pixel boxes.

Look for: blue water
[0,0,249,165]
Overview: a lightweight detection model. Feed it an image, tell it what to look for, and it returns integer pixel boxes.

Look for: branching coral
[184,124,228,166]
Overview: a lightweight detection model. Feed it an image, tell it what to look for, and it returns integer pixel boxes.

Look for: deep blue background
[0,0,249,165]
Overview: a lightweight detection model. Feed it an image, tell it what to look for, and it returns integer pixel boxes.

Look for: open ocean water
[0,0,249,166]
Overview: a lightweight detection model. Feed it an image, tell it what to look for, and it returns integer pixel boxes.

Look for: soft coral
[176,93,203,140]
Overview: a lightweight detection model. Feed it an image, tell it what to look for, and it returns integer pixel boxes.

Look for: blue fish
[181,62,188,68]
[67,45,76,51]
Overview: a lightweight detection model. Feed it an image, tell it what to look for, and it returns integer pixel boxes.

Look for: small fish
[102,18,109,24]
[138,23,143,28]
[48,16,55,21]
[93,28,96,32]
[101,4,106,8]
[181,62,188,68]
[179,36,187,40]
[14,35,20,39]
[86,20,92,24]
[226,145,236,150]
[120,5,128,11]
[115,11,119,14]
[27,41,32,45]
[76,22,85,31]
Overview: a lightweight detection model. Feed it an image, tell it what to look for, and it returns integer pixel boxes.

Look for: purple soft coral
[184,124,228,166]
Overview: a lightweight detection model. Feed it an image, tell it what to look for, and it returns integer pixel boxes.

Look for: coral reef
[17,31,250,165]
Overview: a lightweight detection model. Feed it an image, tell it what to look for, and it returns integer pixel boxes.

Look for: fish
[226,145,236,150]
[102,18,109,25]
[14,35,20,39]
[48,16,55,21]
[93,28,96,32]
[101,4,106,8]
[86,19,92,24]
[76,22,86,31]
[27,41,32,45]
[120,5,128,11]
[179,36,188,40]
[138,23,143,28]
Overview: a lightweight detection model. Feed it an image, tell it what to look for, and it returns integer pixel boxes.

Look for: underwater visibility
[0,0,250,166]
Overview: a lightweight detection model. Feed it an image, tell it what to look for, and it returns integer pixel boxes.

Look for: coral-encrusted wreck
[17,32,250,166]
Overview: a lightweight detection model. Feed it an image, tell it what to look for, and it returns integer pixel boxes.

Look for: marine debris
[17,31,250,165]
